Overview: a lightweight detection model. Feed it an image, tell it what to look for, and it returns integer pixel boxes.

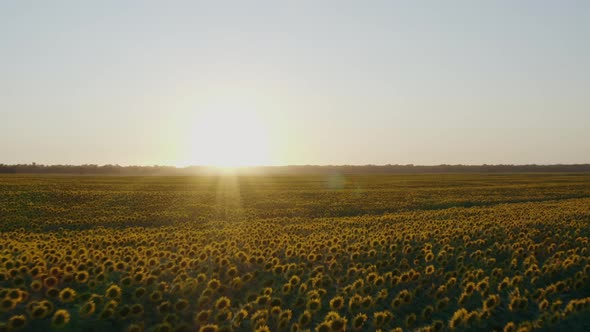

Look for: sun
[182,104,272,168]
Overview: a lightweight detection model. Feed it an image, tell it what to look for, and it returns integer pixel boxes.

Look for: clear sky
[1,1,589,166]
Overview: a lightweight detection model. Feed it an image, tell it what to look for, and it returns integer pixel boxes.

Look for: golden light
[182,102,272,168]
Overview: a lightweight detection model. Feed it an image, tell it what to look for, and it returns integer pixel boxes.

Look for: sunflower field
[0,173,589,331]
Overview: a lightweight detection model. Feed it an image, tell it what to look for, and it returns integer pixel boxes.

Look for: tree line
[1,163,590,175]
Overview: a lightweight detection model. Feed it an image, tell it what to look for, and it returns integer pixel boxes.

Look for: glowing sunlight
[182,102,272,168]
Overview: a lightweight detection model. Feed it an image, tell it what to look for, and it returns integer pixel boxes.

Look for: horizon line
[3,163,590,168]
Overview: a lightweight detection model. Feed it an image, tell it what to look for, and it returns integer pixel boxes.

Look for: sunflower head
[58,288,76,303]
[51,309,70,328]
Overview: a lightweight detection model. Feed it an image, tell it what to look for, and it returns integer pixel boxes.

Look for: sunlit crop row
[1,175,590,331]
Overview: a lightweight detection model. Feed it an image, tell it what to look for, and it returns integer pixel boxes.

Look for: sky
[1,1,589,166]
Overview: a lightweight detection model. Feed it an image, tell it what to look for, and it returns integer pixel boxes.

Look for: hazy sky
[1,1,589,166]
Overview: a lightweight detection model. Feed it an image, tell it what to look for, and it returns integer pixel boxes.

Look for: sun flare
[182,104,271,168]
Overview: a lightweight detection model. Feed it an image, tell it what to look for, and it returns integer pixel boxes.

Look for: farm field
[1,173,590,331]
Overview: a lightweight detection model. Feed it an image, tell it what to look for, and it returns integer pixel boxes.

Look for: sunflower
[215,297,231,310]
[78,301,96,318]
[130,303,144,317]
[306,298,321,312]
[8,315,26,330]
[51,309,70,328]
[105,284,122,300]
[199,324,219,332]
[372,311,393,328]
[0,298,15,312]
[58,288,76,303]
[298,310,312,326]
[351,313,367,330]
[329,296,344,311]
[195,310,211,324]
